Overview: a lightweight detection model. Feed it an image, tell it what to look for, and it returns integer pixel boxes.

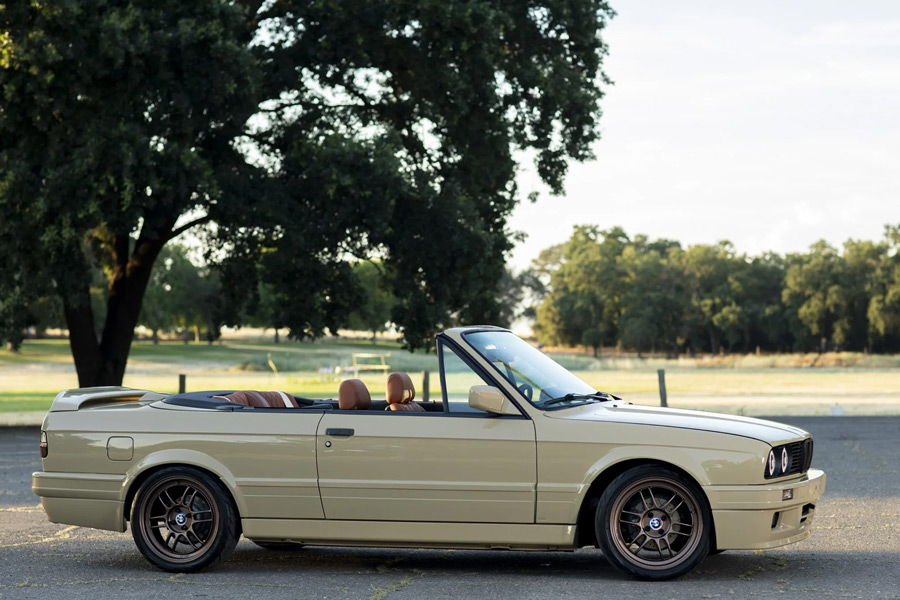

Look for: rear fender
[123,449,245,516]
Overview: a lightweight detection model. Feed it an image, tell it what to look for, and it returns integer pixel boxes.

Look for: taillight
[40,431,48,458]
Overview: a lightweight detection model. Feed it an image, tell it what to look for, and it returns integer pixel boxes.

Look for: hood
[544,402,809,445]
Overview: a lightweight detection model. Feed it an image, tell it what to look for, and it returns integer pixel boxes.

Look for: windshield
[463,330,599,408]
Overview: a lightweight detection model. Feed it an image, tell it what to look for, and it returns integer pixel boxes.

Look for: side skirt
[242,519,577,551]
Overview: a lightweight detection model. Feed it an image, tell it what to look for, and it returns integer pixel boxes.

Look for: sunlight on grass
[2,338,899,415]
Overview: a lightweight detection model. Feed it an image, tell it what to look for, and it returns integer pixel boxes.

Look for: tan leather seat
[338,379,372,410]
[218,391,299,408]
[386,372,424,412]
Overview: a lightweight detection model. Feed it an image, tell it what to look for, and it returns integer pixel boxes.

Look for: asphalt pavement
[2,417,899,599]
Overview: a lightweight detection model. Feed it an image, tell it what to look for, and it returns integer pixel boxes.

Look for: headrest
[338,379,372,410]
[217,391,298,408]
[386,372,415,405]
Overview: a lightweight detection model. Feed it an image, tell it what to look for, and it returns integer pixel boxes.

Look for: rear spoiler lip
[49,387,154,412]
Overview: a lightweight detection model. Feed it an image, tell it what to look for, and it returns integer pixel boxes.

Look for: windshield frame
[461,329,599,410]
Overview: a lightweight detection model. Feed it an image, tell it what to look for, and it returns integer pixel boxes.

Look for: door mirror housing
[468,385,520,416]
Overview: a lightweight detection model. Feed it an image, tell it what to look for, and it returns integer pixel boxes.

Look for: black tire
[131,466,238,572]
[595,465,711,580]
[251,540,305,551]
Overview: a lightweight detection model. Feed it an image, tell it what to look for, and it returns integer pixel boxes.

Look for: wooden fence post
[178,374,186,394]
[657,369,668,407]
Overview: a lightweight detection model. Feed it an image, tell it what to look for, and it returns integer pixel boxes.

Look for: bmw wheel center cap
[649,516,663,530]
[175,513,187,526]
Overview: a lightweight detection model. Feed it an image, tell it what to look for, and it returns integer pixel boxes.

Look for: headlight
[765,439,812,479]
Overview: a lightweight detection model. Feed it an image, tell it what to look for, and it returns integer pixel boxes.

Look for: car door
[214,409,325,520]
[316,342,536,523]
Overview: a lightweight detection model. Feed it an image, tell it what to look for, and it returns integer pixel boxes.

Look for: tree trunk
[206,315,218,345]
[63,284,102,387]
[65,233,166,387]
[152,329,159,345]
[710,332,720,356]
[274,328,280,344]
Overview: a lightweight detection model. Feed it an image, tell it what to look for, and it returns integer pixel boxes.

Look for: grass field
[1,338,899,416]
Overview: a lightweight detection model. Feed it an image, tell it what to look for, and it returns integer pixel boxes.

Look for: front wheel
[595,466,711,580]
[131,467,238,572]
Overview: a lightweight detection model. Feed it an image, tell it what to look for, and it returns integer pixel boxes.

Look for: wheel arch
[575,458,715,549]
[123,459,243,535]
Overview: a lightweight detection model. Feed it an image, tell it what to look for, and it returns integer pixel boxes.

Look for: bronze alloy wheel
[596,466,711,580]
[139,476,220,562]
[131,467,238,572]
[610,477,702,568]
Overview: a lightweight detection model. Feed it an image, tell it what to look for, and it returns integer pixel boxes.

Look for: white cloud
[798,21,900,48]
[509,1,900,270]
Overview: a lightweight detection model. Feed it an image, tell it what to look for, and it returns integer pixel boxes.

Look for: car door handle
[325,428,355,437]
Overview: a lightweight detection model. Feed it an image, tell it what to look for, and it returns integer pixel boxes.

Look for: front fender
[535,424,768,524]
[580,441,766,491]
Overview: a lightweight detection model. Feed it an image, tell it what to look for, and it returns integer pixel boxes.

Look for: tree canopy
[0,0,614,384]
[345,261,395,342]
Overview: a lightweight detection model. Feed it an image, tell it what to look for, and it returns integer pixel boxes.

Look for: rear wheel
[131,467,238,572]
[595,465,711,580]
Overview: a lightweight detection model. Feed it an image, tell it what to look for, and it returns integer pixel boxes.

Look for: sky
[508,0,900,271]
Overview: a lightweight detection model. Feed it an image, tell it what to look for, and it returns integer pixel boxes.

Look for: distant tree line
[527,225,900,356]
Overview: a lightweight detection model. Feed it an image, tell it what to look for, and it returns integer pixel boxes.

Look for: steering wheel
[518,383,534,402]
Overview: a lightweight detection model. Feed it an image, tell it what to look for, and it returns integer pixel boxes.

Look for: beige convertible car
[33,326,825,580]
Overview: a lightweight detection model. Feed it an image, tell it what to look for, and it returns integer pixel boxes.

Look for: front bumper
[32,471,128,532]
[705,468,826,550]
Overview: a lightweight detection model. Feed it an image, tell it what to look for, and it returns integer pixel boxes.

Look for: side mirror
[468,385,520,416]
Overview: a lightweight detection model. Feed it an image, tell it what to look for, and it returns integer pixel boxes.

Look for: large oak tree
[0,0,614,386]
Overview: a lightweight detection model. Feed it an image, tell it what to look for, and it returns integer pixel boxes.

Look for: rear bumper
[705,468,826,550]
[32,471,127,532]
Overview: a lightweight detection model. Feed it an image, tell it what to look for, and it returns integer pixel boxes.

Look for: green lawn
[2,338,899,416]
[0,392,58,412]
